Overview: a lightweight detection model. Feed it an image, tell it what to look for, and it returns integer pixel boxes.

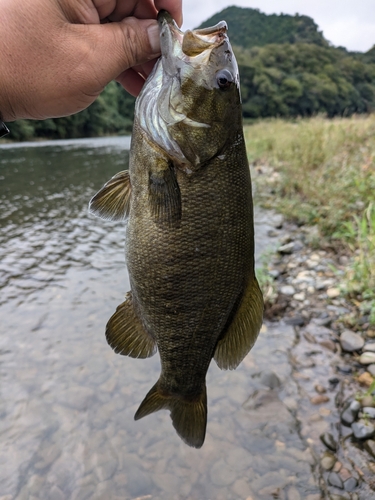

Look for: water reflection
[0,138,319,499]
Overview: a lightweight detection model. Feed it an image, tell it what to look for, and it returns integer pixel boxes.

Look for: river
[0,137,321,500]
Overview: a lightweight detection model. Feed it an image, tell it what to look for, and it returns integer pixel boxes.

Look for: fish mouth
[157,10,227,59]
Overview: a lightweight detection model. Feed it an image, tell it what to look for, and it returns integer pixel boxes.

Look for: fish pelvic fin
[89,170,131,221]
[134,382,207,449]
[106,292,157,358]
[148,163,181,228]
[214,275,264,370]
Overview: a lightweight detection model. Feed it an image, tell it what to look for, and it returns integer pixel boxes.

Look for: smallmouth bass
[89,10,263,448]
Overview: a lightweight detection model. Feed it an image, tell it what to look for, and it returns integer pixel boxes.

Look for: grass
[244,115,375,326]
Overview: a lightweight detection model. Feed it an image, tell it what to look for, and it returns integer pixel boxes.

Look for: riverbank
[246,116,375,499]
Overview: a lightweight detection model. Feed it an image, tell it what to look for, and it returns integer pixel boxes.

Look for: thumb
[86,18,160,87]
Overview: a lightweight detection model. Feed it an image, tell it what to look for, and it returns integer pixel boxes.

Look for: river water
[0,137,321,500]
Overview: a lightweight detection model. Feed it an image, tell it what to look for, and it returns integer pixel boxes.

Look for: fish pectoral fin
[106,292,157,358]
[134,382,207,449]
[148,164,181,228]
[214,275,264,370]
[89,170,131,221]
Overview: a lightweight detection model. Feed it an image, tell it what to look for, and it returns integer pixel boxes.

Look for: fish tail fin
[134,381,207,449]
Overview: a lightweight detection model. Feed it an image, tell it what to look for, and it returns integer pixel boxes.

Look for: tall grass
[245,115,375,325]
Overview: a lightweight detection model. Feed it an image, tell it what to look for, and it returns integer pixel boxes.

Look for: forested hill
[5,6,375,141]
[197,6,328,48]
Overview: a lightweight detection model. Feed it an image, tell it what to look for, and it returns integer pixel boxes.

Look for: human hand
[0,0,182,122]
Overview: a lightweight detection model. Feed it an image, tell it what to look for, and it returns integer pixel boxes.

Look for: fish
[89,10,263,448]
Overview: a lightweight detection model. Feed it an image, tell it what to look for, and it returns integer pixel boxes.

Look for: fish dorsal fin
[106,292,157,358]
[89,170,131,221]
[149,164,181,228]
[134,381,207,449]
[214,275,264,370]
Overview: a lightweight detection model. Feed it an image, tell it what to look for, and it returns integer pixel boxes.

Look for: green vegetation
[245,115,375,325]
[197,6,327,48]
[237,43,375,118]
[7,82,135,141]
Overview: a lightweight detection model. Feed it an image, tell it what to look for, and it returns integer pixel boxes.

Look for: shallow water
[0,137,320,500]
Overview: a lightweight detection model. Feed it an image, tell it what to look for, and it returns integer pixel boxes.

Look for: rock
[357,372,374,387]
[338,467,351,482]
[339,330,364,352]
[285,315,306,326]
[351,420,375,440]
[364,342,375,352]
[362,407,375,418]
[272,214,284,229]
[281,285,296,296]
[319,340,337,352]
[320,432,338,451]
[259,370,281,389]
[328,472,343,489]
[360,395,375,407]
[341,400,360,426]
[367,364,375,377]
[293,292,305,301]
[344,477,358,492]
[359,352,375,365]
[363,439,375,458]
[310,395,329,405]
[278,242,296,254]
[320,452,336,470]
[327,288,340,299]
[336,365,352,374]
[333,461,342,472]
[314,384,327,394]
[367,330,375,338]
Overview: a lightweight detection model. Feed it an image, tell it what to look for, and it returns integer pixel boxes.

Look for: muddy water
[0,138,320,500]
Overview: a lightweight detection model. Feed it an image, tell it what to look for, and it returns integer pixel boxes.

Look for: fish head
[137,11,242,172]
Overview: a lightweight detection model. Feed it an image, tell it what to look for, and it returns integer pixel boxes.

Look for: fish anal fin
[149,164,181,228]
[214,275,264,370]
[89,170,131,221]
[134,382,207,449]
[106,292,156,358]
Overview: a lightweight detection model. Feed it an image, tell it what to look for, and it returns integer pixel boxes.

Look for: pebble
[362,407,375,418]
[209,459,236,487]
[328,472,343,489]
[336,365,352,375]
[293,292,305,301]
[357,371,373,387]
[281,285,296,296]
[327,288,340,298]
[344,477,358,492]
[363,439,375,458]
[341,400,360,426]
[363,342,375,352]
[310,395,329,405]
[278,242,296,254]
[314,384,327,394]
[359,352,375,365]
[360,395,375,407]
[351,420,375,440]
[320,452,336,470]
[320,432,338,451]
[259,370,281,389]
[339,330,364,352]
[367,364,375,377]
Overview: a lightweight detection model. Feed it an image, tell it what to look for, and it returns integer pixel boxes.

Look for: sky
[182,0,375,53]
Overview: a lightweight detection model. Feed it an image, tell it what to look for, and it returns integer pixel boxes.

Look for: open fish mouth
[157,10,228,62]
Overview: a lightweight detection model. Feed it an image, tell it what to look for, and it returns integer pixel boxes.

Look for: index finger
[155,0,182,26]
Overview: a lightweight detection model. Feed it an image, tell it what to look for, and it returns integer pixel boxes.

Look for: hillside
[196,6,328,49]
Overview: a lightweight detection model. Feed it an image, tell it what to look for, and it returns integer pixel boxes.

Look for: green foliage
[6,82,135,141]
[197,6,328,48]
[236,43,375,118]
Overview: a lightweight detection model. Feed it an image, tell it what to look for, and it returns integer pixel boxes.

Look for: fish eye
[216,69,234,90]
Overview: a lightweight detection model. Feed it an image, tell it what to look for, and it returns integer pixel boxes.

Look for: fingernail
[147,23,160,54]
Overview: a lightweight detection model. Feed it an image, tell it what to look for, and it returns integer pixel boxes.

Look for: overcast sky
[182,0,375,52]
